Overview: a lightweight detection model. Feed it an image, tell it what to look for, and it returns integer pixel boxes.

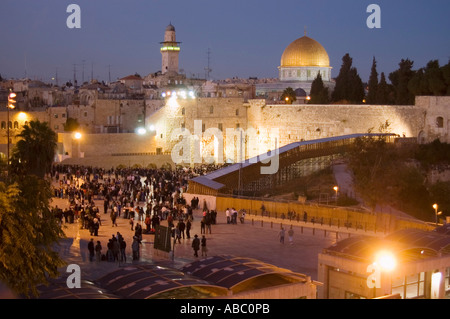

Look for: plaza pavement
[52,196,351,283]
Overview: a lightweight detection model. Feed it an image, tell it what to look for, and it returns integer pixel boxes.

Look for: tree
[376,72,393,105]
[389,59,415,105]
[63,117,80,132]
[0,177,66,297]
[309,73,329,104]
[332,53,364,104]
[281,87,296,104]
[10,120,57,178]
[367,57,379,104]
[347,121,397,210]
[441,61,450,95]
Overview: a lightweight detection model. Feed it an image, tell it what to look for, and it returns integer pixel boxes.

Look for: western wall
[51,95,450,169]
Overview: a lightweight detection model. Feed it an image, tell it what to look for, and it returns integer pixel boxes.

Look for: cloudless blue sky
[1,0,449,84]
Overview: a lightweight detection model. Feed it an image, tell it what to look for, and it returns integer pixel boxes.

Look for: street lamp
[333,186,339,204]
[433,203,442,226]
[369,250,397,298]
[6,91,16,166]
[73,131,82,158]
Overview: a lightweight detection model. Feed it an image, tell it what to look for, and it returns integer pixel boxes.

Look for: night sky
[1,0,449,84]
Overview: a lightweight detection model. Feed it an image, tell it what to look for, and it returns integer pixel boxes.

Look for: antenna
[55,67,59,86]
[73,63,77,86]
[82,59,86,83]
[24,53,27,79]
[91,62,94,82]
[204,48,212,80]
[108,65,112,83]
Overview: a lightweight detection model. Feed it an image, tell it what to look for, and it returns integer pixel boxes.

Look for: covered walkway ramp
[188,134,396,196]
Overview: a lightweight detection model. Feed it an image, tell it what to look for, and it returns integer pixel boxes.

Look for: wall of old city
[246,100,426,149]
[1,96,448,166]
[416,96,450,144]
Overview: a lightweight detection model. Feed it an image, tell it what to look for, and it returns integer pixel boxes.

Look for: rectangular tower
[160,24,181,75]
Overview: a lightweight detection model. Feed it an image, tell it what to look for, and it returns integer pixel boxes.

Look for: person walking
[178,220,186,239]
[226,208,231,224]
[93,217,100,236]
[110,209,118,227]
[88,238,95,262]
[119,237,127,262]
[175,224,182,244]
[288,226,294,245]
[186,219,192,239]
[200,216,206,234]
[278,227,285,244]
[132,236,140,261]
[201,235,207,257]
[192,234,200,257]
[95,240,102,262]
[112,235,120,262]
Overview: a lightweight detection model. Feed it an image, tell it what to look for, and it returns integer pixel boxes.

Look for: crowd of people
[50,164,223,263]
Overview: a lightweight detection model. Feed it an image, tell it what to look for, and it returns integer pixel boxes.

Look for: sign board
[153,225,172,253]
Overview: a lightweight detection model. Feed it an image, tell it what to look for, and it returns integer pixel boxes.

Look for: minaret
[160,23,181,75]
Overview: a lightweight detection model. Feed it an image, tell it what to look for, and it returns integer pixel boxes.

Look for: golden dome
[280,36,330,68]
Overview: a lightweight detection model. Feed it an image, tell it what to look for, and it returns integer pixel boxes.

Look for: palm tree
[10,120,57,178]
[281,87,297,104]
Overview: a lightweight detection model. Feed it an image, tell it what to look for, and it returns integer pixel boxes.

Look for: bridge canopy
[188,133,397,196]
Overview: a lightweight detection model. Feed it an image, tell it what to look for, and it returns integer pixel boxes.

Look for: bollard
[261,220,263,227]
[324,230,327,237]
[312,228,315,236]
[252,218,254,226]
[301,226,303,234]
[336,232,339,240]
[271,221,273,228]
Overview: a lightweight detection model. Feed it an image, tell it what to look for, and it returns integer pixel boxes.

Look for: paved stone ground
[52,195,342,283]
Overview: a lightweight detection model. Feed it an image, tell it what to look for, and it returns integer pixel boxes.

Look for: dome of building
[166,23,175,32]
[280,36,330,68]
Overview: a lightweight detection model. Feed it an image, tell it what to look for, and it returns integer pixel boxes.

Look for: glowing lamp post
[333,186,339,204]
[6,91,16,166]
[368,250,397,298]
[433,203,442,226]
[73,132,82,158]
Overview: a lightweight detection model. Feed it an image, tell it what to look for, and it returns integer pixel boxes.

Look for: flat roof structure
[318,228,450,299]
[181,255,312,295]
[35,256,318,299]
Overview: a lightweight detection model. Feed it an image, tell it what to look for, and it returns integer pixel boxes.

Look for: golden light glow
[433,204,438,210]
[375,251,396,271]
[280,36,330,67]
[333,186,338,192]
[74,132,82,140]
[18,112,27,120]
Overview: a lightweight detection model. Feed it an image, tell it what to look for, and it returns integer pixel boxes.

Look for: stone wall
[2,96,448,165]
[246,100,425,153]
[416,96,450,143]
